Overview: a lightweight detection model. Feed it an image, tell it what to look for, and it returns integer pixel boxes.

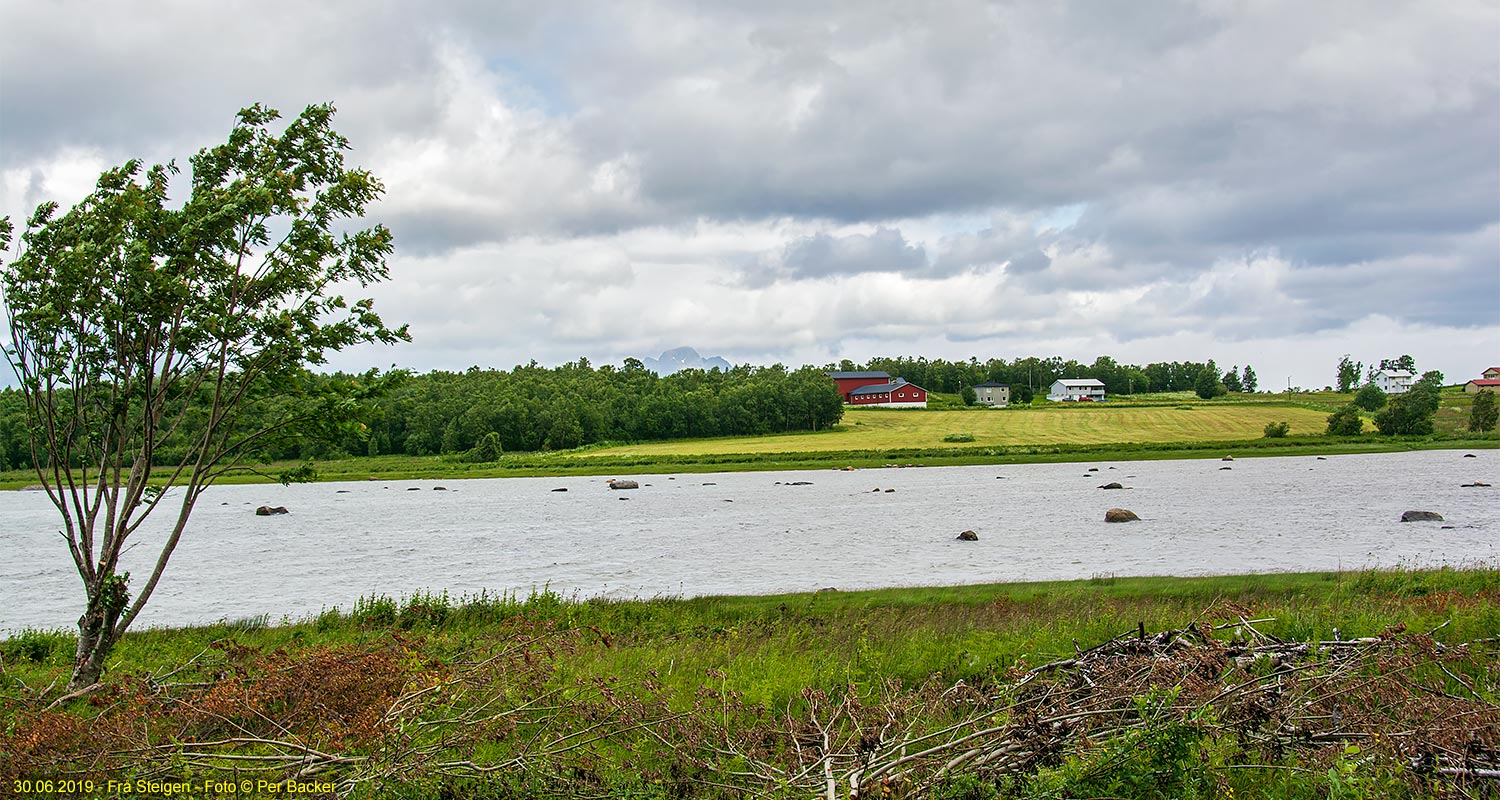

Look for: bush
[461,431,505,463]
[1353,383,1386,411]
[1374,391,1436,435]
[1326,404,1364,436]
[1193,370,1226,400]
[1470,391,1498,433]
[1262,421,1289,438]
[943,432,976,443]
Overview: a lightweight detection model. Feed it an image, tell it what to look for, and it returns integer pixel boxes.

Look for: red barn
[827,371,892,399]
[826,372,929,408]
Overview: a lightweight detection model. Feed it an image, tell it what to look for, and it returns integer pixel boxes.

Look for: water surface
[1,450,1493,632]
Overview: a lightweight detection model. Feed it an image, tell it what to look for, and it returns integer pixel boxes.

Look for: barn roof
[849,379,922,396]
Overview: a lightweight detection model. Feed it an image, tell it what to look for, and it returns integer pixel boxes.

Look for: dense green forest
[848,354,1242,400]
[0,354,1242,469]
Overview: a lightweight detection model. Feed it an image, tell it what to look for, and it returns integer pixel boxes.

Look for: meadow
[579,400,1336,457]
[4,567,1497,797]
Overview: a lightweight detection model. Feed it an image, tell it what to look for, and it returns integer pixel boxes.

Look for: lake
[1,450,1494,632]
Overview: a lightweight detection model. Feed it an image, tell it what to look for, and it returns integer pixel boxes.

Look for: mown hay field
[581,403,1337,457]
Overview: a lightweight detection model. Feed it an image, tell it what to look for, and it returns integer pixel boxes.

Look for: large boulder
[255,505,289,516]
[1105,508,1140,523]
[608,479,639,490]
[956,530,979,541]
[1400,510,1443,522]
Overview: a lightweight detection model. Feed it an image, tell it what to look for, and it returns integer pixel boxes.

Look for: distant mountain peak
[642,346,731,375]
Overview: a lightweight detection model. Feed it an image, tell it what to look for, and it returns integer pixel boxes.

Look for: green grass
[7,568,1496,703]
[583,403,1336,456]
[5,567,1497,797]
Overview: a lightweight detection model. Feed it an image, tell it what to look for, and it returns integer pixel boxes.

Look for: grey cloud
[3,0,1497,376]
[779,227,927,278]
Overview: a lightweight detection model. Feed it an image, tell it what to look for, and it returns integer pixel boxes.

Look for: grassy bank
[2,433,1494,490]
[5,568,1498,797]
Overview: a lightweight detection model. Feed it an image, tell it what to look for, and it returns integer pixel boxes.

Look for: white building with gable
[1048,378,1106,401]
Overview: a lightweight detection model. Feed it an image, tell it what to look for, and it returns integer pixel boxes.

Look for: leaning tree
[0,104,408,691]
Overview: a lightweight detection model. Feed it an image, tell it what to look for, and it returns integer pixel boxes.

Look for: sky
[1,1,1497,390]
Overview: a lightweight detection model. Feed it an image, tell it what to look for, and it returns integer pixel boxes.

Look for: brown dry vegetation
[3,569,1498,798]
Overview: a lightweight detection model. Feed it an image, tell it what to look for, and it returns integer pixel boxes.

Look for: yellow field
[579,404,1337,457]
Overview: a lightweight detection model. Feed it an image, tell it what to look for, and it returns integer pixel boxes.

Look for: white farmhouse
[1048,378,1106,402]
[1372,370,1413,395]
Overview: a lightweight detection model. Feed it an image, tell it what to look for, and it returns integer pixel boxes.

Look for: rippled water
[2,450,1494,632]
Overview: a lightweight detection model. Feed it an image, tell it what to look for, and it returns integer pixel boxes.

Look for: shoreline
[4,434,1494,490]
[7,564,1498,639]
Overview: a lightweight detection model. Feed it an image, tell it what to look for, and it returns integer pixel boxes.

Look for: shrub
[943,433,976,443]
[1326,404,1364,436]
[1193,370,1226,400]
[1374,391,1436,435]
[1262,421,1290,438]
[1353,383,1387,411]
[1470,391,1498,433]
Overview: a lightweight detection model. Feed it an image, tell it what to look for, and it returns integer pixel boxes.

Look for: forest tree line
[0,353,1257,469]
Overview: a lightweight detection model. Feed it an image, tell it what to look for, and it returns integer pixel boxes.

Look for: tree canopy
[0,103,407,690]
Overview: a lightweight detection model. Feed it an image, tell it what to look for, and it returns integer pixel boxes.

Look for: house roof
[1374,370,1414,379]
[1484,367,1500,373]
[974,382,1010,388]
[1467,379,1500,387]
[849,379,923,396]
[827,371,890,379]
[1053,378,1106,387]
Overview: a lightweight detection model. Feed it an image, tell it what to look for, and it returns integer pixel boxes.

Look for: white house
[1372,370,1413,395]
[1048,378,1106,402]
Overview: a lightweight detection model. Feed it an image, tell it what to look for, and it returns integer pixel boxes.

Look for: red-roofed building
[825,371,928,408]
[1465,379,1500,394]
[1484,367,1500,380]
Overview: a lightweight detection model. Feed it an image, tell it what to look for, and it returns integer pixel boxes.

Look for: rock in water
[1400,510,1444,522]
[1105,508,1140,523]
[255,506,289,516]
[1098,482,1125,490]
[956,530,979,541]
[551,488,568,492]
[1222,455,1234,461]
[608,479,639,490]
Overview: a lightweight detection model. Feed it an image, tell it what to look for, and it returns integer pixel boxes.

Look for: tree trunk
[68,592,119,691]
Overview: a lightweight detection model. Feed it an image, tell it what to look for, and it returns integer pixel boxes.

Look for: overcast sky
[2,1,1497,388]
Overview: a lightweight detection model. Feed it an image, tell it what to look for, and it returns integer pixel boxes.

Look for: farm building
[827,371,893,399]
[825,371,929,408]
[1372,370,1414,395]
[847,378,928,408]
[972,382,1010,407]
[1465,379,1500,394]
[1048,378,1106,402]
